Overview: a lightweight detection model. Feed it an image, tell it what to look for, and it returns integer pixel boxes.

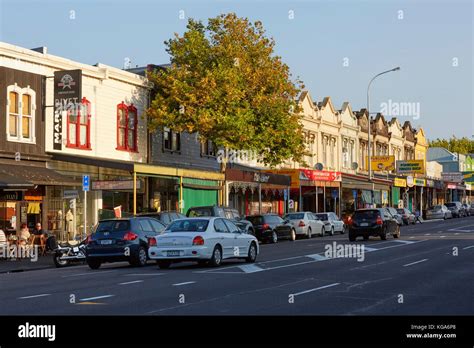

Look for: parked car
[137,211,186,226]
[348,208,400,241]
[470,203,474,215]
[445,202,465,218]
[283,212,325,238]
[186,205,254,235]
[426,205,452,220]
[462,204,471,216]
[396,208,416,225]
[85,217,167,269]
[245,214,296,243]
[385,207,404,226]
[314,212,346,235]
[148,217,259,269]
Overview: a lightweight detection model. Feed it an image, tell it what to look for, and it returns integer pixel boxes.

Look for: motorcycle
[52,238,87,268]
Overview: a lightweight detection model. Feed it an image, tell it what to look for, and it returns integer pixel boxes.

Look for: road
[1,216,473,315]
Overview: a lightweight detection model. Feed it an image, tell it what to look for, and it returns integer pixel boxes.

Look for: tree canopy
[146,13,306,167]
[429,136,474,155]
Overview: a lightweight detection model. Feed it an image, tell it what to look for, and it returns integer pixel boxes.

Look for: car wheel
[307,227,312,239]
[349,234,356,242]
[157,260,171,269]
[443,214,447,220]
[289,229,296,241]
[393,226,400,238]
[246,243,257,263]
[209,245,223,267]
[380,229,387,240]
[271,231,278,244]
[87,259,101,270]
[320,226,325,237]
[130,246,147,267]
[330,227,334,236]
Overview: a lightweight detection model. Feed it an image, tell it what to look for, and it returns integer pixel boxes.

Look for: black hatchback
[245,214,296,243]
[348,208,400,241]
[86,217,166,269]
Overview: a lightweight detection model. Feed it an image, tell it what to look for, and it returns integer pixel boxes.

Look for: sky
[1,0,472,140]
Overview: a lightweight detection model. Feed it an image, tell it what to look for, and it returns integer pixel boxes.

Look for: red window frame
[66,97,91,150]
[116,102,138,152]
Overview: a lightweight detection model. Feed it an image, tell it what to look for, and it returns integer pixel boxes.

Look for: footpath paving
[0,248,56,274]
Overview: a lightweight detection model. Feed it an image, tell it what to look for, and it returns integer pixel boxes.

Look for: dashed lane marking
[172,281,196,286]
[403,259,428,267]
[79,295,114,302]
[293,283,340,296]
[62,270,116,278]
[462,245,474,250]
[119,280,144,285]
[18,294,51,300]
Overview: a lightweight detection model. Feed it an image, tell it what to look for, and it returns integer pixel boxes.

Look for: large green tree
[429,136,474,154]
[146,13,306,167]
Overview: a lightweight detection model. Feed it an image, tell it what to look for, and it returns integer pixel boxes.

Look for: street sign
[406,175,414,188]
[352,189,358,198]
[82,175,90,192]
[288,199,294,209]
[284,189,288,201]
[332,189,338,199]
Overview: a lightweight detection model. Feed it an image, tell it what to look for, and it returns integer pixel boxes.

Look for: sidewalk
[0,253,55,274]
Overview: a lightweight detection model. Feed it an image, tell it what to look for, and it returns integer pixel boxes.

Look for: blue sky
[1,0,472,139]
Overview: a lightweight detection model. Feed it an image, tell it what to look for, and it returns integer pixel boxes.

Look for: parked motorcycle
[53,238,87,268]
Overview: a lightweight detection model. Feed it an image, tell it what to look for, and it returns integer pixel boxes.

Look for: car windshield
[430,205,442,210]
[445,203,456,208]
[246,216,264,225]
[187,207,213,217]
[166,219,209,232]
[353,210,380,219]
[284,213,304,220]
[96,220,130,233]
[315,213,328,220]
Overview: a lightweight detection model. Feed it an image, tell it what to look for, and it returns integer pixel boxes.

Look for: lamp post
[367,67,400,207]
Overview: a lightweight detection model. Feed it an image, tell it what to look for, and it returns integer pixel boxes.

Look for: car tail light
[298,220,305,227]
[376,216,383,225]
[123,231,138,241]
[148,237,157,246]
[85,235,92,244]
[262,223,270,230]
[347,216,352,225]
[192,236,204,245]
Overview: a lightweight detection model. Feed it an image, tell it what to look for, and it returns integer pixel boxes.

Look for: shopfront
[392,177,406,208]
[226,166,290,216]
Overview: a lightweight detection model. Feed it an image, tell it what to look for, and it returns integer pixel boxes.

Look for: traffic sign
[288,199,294,209]
[332,189,338,199]
[284,189,288,201]
[82,175,90,192]
[352,189,358,198]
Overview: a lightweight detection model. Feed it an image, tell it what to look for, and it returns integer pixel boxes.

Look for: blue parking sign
[82,175,90,192]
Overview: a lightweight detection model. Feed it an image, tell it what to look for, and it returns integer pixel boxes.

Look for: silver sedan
[426,205,452,220]
[148,217,259,269]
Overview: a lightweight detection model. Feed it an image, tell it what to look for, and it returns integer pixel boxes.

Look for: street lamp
[367,66,400,206]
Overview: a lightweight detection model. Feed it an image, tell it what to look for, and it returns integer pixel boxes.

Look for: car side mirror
[284,219,290,224]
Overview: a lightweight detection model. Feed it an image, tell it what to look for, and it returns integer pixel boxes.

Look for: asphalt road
[1,216,473,315]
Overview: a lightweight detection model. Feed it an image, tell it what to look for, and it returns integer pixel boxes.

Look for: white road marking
[18,294,51,300]
[238,264,265,273]
[393,240,416,244]
[124,273,164,276]
[306,254,329,261]
[119,280,144,285]
[403,259,428,267]
[440,236,446,238]
[409,236,415,239]
[62,270,115,278]
[172,281,196,286]
[424,233,431,235]
[293,283,340,296]
[79,295,114,301]
[364,247,379,252]
[462,245,474,250]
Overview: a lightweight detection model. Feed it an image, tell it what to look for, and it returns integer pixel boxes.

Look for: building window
[116,102,138,152]
[67,97,91,149]
[342,138,348,168]
[330,138,335,168]
[349,140,355,167]
[163,127,180,152]
[200,139,217,157]
[322,135,328,167]
[6,84,36,143]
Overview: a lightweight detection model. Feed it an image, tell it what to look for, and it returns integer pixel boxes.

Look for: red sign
[300,169,342,182]
[447,183,457,189]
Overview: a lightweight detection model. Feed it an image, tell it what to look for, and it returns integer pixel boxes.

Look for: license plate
[360,223,369,227]
[100,240,113,245]
[73,247,79,252]
[167,250,180,257]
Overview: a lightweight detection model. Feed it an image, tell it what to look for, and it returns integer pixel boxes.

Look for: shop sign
[253,173,270,183]
[300,169,342,182]
[53,69,82,150]
[462,171,474,183]
[415,178,426,187]
[24,187,44,201]
[396,160,425,174]
[91,180,141,190]
[465,183,472,191]
[441,172,463,183]
[394,178,407,187]
[63,190,79,199]
[368,155,395,171]
[406,176,414,188]
[0,191,22,200]
[447,183,456,189]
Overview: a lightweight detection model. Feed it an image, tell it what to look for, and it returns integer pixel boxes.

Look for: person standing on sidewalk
[33,223,47,254]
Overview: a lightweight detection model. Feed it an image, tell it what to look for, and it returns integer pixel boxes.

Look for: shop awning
[0,172,34,189]
[0,164,79,187]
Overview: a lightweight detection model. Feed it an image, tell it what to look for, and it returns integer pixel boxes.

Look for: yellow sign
[396,160,425,174]
[394,178,407,187]
[367,155,395,171]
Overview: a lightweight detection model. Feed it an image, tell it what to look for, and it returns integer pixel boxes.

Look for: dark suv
[186,205,254,234]
[245,214,296,243]
[348,208,400,241]
[86,217,166,269]
[137,211,185,226]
